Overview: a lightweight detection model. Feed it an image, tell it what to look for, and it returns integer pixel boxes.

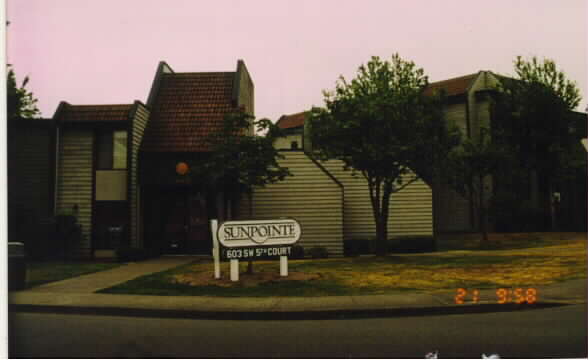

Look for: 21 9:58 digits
[455,288,537,304]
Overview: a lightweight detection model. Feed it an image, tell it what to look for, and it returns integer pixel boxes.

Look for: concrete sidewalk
[9,257,587,319]
[24,256,197,293]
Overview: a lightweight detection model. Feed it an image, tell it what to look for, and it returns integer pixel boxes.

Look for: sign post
[230,259,239,281]
[280,255,288,277]
[210,219,220,279]
[217,218,301,282]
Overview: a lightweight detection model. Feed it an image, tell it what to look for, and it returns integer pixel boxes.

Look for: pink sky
[7,0,587,121]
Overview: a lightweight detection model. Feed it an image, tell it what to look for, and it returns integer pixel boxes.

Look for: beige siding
[445,103,468,136]
[436,100,473,232]
[274,134,303,150]
[436,71,500,233]
[320,160,433,239]
[239,151,344,256]
[468,71,499,140]
[56,130,93,256]
[130,103,150,248]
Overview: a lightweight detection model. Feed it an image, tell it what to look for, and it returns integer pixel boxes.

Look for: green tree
[491,56,583,230]
[205,111,290,272]
[308,54,456,255]
[7,65,40,120]
[205,111,290,200]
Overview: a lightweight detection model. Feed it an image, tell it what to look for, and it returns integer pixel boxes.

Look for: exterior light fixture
[176,162,189,175]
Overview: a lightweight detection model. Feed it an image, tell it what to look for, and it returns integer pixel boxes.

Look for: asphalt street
[9,304,587,358]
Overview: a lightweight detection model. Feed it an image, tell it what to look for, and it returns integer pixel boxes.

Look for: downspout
[52,101,68,216]
[127,103,137,248]
[53,126,60,216]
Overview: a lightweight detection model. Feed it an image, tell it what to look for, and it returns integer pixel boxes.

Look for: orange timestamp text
[455,288,538,304]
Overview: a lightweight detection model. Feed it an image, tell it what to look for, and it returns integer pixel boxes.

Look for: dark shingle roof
[141,72,237,152]
[57,104,134,123]
[424,73,479,97]
[276,112,307,129]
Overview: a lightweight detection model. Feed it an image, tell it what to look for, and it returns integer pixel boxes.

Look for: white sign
[217,218,301,248]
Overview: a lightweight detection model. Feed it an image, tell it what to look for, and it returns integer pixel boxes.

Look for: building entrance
[164,191,211,254]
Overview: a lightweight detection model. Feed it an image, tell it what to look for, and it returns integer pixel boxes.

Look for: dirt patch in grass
[172,270,321,287]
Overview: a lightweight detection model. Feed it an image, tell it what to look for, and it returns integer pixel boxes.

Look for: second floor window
[97,130,127,169]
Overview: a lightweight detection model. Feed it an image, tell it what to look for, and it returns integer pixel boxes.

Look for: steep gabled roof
[55,103,134,123]
[276,111,307,130]
[141,71,238,152]
[423,73,479,97]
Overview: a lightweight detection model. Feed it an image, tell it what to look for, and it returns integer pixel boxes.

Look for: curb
[9,302,569,321]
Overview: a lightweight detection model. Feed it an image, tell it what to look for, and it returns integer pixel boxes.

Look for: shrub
[290,245,305,259]
[343,239,361,257]
[490,195,549,232]
[55,215,83,260]
[388,236,436,253]
[308,246,329,259]
[344,238,377,256]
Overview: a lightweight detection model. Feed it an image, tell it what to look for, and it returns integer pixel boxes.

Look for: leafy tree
[7,65,40,120]
[6,65,40,245]
[204,111,290,272]
[491,56,583,230]
[205,111,290,200]
[308,54,456,255]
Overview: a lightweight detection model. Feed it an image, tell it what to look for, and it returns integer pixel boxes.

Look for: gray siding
[130,103,150,248]
[436,102,473,232]
[436,71,500,233]
[7,121,55,246]
[239,151,344,256]
[320,160,433,239]
[8,124,53,220]
[235,60,254,116]
[445,103,468,137]
[56,130,93,256]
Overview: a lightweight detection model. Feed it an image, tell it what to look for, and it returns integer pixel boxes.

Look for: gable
[141,72,237,152]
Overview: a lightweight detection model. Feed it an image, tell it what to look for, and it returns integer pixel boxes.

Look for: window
[113,131,127,169]
[97,130,127,169]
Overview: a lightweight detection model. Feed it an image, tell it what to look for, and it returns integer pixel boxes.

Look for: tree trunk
[478,176,488,243]
[549,181,558,231]
[367,176,392,256]
[377,184,392,256]
[375,217,387,256]
[247,191,254,274]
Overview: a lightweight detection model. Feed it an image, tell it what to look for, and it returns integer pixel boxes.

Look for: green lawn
[99,232,587,297]
[26,261,122,288]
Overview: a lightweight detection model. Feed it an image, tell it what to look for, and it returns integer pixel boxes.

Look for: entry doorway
[162,189,212,255]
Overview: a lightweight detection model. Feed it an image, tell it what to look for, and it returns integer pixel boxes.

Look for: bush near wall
[388,236,436,253]
[308,246,329,259]
[344,238,377,256]
[290,245,305,259]
[343,236,436,256]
